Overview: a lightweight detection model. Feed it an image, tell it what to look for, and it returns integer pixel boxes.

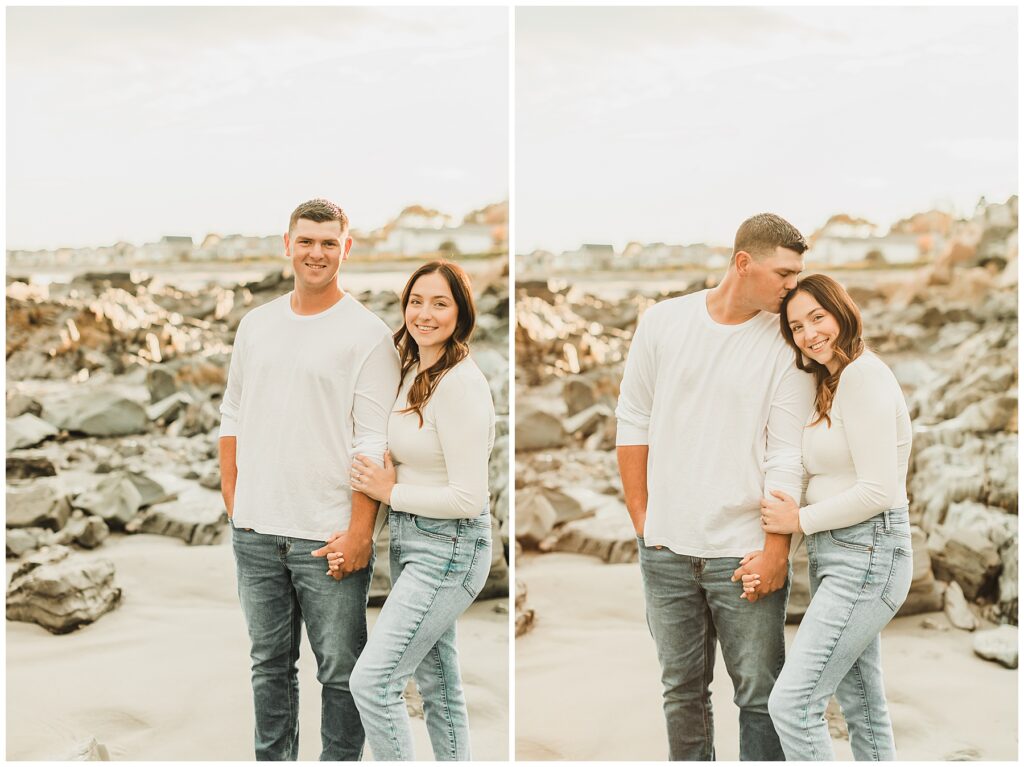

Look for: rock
[125,472,177,507]
[515,488,558,547]
[943,580,978,631]
[125,499,227,545]
[563,377,597,417]
[199,466,221,490]
[480,514,510,600]
[7,527,44,558]
[7,414,59,450]
[972,624,1018,669]
[515,408,567,452]
[564,403,614,440]
[955,395,1017,433]
[920,616,949,632]
[515,578,535,637]
[549,497,637,563]
[6,453,57,479]
[6,392,42,418]
[146,365,178,402]
[44,390,148,437]
[6,483,71,530]
[145,391,194,422]
[72,473,143,530]
[75,516,110,549]
[5,545,122,634]
[167,400,220,437]
[997,536,1017,625]
[929,527,1002,601]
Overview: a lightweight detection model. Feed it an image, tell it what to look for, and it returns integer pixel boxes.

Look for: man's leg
[232,527,302,761]
[703,556,789,762]
[288,535,374,762]
[637,539,717,761]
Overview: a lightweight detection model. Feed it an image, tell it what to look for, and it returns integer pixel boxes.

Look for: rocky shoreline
[6,260,510,633]
[514,234,1017,667]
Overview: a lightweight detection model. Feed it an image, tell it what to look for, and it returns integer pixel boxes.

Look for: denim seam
[881,547,912,611]
[851,660,880,760]
[380,535,457,759]
[701,601,714,761]
[433,644,458,759]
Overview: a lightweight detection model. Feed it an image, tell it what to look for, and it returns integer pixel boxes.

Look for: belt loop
[883,508,892,532]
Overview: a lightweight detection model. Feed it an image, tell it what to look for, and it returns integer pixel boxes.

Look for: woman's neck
[417,346,443,370]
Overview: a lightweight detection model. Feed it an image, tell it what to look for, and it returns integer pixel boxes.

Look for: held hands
[350,451,396,504]
[731,549,788,602]
[760,490,802,535]
[311,529,372,581]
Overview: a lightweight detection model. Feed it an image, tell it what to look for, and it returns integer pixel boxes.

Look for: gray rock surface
[72,473,143,530]
[515,408,567,452]
[7,527,45,558]
[515,578,535,637]
[125,499,227,545]
[5,545,122,634]
[7,414,59,450]
[929,527,1002,600]
[6,453,57,479]
[146,365,178,403]
[6,392,43,418]
[943,580,978,631]
[972,624,1018,669]
[7,483,71,531]
[44,390,148,437]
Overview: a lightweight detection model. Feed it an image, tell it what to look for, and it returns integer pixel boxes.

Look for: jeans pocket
[462,537,491,599]
[827,523,875,552]
[881,546,913,611]
[412,514,457,541]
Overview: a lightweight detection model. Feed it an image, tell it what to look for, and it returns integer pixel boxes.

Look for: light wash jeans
[638,537,790,761]
[351,508,492,761]
[231,524,374,761]
[768,507,913,761]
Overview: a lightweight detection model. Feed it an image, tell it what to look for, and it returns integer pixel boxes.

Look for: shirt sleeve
[763,363,815,502]
[389,369,494,518]
[351,334,401,466]
[218,317,246,438]
[615,310,657,445]
[798,361,899,535]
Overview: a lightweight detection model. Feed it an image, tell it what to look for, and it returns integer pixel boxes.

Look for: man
[219,199,401,760]
[616,213,815,761]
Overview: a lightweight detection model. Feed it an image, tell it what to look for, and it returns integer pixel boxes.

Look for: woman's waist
[805,475,909,507]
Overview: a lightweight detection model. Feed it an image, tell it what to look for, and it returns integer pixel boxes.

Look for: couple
[617,213,913,761]
[218,199,495,761]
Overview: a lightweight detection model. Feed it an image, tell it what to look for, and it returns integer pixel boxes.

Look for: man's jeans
[232,525,373,761]
[638,538,790,761]
[768,508,913,761]
[351,509,492,761]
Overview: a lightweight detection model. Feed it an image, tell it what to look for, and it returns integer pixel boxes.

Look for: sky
[516,6,1018,254]
[6,7,508,250]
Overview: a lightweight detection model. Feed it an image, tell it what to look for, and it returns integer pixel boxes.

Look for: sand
[515,552,1017,761]
[6,533,509,761]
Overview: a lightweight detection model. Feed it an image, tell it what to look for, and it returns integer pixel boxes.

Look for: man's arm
[617,445,649,537]
[219,436,237,518]
[733,364,815,599]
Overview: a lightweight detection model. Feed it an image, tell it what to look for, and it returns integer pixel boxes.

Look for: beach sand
[6,533,509,761]
[515,552,1017,761]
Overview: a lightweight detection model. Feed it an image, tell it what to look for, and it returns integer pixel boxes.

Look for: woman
[329,260,495,761]
[743,274,913,761]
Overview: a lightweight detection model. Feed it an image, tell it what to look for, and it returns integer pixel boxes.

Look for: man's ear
[735,250,753,275]
[342,236,353,262]
[283,232,291,259]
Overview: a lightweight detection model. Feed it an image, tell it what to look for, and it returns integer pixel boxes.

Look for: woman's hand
[350,451,396,504]
[760,490,802,535]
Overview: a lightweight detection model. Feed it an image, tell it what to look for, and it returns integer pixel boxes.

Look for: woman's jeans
[638,537,790,761]
[351,508,492,761]
[231,525,374,761]
[768,507,913,761]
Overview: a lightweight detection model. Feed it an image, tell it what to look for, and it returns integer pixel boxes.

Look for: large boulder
[145,365,178,403]
[563,377,597,417]
[5,545,122,634]
[6,392,43,418]
[6,483,71,531]
[43,390,148,437]
[124,499,227,545]
[47,511,110,550]
[6,453,57,480]
[548,497,637,564]
[125,472,177,508]
[7,527,46,558]
[6,414,59,450]
[72,473,143,530]
[515,488,559,547]
[929,526,1002,601]
[943,580,978,631]
[972,624,1018,669]
[515,408,567,452]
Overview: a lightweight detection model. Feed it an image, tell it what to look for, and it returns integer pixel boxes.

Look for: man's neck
[705,272,759,325]
[291,283,344,316]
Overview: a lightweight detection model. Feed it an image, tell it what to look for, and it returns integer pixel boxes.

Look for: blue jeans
[232,525,374,761]
[351,509,492,761]
[638,538,790,761]
[768,508,913,761]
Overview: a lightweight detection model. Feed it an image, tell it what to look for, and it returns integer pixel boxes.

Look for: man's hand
[312,528,372,580]
[731,549,788,602]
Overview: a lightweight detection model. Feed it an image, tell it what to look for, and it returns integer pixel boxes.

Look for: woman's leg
[834,635,897,760]
[413,624,471,760]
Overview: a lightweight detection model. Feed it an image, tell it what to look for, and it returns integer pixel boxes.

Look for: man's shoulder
[236,293,288,330]
[641,290,704,327]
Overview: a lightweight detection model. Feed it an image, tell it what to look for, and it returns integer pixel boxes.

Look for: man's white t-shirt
[616,289,815,558]
[219,292,401,541]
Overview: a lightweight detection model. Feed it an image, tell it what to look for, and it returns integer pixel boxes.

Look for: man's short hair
[733,213,807,263]
[288,199,349,235]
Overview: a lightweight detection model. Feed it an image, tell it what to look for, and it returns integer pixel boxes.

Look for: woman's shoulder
[837,351,899,396]
[434,356,491,398]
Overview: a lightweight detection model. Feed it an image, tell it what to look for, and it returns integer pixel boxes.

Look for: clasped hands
[731,490,801,600]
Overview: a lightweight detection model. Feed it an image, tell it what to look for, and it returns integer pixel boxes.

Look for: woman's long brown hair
[394,260,476,427]
[779,274,865,427]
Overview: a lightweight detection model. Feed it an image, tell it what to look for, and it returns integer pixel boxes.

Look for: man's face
[743,246,804,314]
[284,218,352,292]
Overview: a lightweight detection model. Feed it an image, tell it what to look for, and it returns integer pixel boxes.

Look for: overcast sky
[7,7,508,250]
[516,6,1018,253]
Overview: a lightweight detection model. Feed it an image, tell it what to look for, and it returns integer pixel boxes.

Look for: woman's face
[405,271,458,357]
[786,290,842,372]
